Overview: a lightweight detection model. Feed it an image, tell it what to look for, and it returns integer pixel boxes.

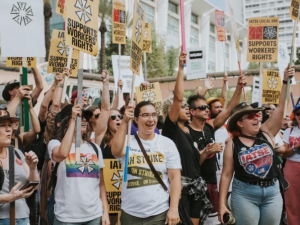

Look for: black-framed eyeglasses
[139,113,158,119]
[94,113,100,119]
[110,114,123,120]
[193,105,210,111]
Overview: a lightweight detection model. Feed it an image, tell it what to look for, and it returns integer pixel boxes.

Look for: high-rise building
[244,0,299,51]
[126,0,248,73]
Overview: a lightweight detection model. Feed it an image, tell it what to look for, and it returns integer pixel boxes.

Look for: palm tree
[44,0,52,61]
[99,0,112,72]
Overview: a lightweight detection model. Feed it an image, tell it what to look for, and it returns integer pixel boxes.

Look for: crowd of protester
[0,52,297,225]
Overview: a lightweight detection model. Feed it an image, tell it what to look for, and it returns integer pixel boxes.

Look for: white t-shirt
[121,134,182,218]
[48,140,105,222]
[275,133,284,147]
[283,127,300,162]
[215,125,229,166]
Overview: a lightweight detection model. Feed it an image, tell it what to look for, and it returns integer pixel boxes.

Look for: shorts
[180,194,202,219]
[120,210,167,225]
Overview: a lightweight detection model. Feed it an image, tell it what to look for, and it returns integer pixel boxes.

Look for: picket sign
[61,47,73,104]
[179,0,186,67]
[285,1,300,117]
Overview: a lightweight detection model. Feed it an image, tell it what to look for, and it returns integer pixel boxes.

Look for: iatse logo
[189,51,203,59]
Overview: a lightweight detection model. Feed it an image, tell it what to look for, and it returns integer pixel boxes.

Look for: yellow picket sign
[130,0,145,75]
[6,57,36,67]
[112,0,126,44]
[135,82,163,115]
[47,29,79,77]
[262,70,282,104]
[65,0,99,56]
[247,17,279,62]
[142,23,152,53]
[103,159,122,214]
[290,0,300,20]
[56,0,65,16]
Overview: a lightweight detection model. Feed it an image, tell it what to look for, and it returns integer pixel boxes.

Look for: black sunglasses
[193,105,210,111]
[110,114,123,120]
[94,113,100,119]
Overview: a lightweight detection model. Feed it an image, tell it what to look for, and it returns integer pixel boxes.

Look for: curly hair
[162,96,188,119]
[187,94,206,109]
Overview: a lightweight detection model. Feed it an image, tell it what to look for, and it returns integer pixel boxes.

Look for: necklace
[0,149,7,159]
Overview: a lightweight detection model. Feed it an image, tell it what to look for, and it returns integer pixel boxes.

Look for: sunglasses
[240,113,260,121]
[193,105,210,111]
[295,112,300,117]
[181,103,189,109]
[110,114,123,120]
[94,113,100,119]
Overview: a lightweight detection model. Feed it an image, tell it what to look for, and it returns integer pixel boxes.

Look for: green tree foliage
[294,47,300,65]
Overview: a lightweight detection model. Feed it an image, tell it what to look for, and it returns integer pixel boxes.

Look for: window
[169,1,178,14]
[190,27,199,45]
[141,2,155,26]
[225,44,230,71]
[208,36,216,72]
[191,13,198,24]
[167,15,179,45]
[210,24,215,33]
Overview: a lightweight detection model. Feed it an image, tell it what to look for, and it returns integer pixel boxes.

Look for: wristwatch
[292,146,298,153]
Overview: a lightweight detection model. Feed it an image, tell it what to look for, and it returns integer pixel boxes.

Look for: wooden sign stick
[179,0,186,67]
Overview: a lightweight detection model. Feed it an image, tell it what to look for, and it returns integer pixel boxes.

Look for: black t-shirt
[100,140,115,159]
[233,131,278,183]
[162,115,201,181]
[187,123,217,184]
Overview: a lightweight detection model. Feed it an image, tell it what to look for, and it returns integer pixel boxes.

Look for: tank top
[11,135,24,152]
[233,131,278,183]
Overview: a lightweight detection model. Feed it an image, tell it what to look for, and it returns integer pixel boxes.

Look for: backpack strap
[86,141,99,158]
[8,145,16,225]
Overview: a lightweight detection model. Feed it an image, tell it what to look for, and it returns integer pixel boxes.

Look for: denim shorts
[231,178,282,225]
[0,218,29,225]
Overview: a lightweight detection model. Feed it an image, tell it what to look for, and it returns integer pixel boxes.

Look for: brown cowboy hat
[227,102,264,133]
[206,97,225,106]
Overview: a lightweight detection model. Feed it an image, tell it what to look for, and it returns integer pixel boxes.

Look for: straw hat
[227,102,264,132]
[206,97,224,106]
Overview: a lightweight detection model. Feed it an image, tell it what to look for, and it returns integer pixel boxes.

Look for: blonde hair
[162,96,187,119]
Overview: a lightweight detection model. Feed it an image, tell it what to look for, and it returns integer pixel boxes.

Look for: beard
[210,111,220,119]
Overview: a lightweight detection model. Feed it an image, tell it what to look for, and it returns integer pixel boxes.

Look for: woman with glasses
[218,65,295,225]
[111,101,182,225]
[86,106,101,143]
[282,103,300,224]
[0,109,40,225]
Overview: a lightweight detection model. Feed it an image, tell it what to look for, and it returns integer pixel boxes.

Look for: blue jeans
[231,178,282,225]
[47,192,55,225]
[0,218,29,225]
[53,216,102,225]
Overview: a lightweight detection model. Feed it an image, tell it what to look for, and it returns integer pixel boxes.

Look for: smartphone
[23,85,33,91]
[19,181,39,191]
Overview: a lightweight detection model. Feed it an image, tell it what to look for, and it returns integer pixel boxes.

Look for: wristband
[282,80,291,84]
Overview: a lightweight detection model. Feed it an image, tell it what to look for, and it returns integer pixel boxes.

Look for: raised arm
[20,97,41,147]
[261,65,295,136]
[6,86,30,117]
[209,74,247,130]
[112,79,123,110]
[31,67,44,104]
[169,52,186,123]
[51,104,80,162]
[95,70,110,145]
[111,104,134,158]
[221,73,228,108]
[198,77,214,96]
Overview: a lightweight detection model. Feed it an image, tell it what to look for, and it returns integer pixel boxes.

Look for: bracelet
[57,83,64,88]
[282,80,291,84]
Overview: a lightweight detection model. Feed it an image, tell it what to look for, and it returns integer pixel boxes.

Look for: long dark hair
[104,109,121,147]
[56,116,92,142]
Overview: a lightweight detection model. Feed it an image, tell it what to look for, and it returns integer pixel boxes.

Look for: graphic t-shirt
[121,134,181,218]
[283,126,300,162]
[233,131,278,183]
[48,140,105,222]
